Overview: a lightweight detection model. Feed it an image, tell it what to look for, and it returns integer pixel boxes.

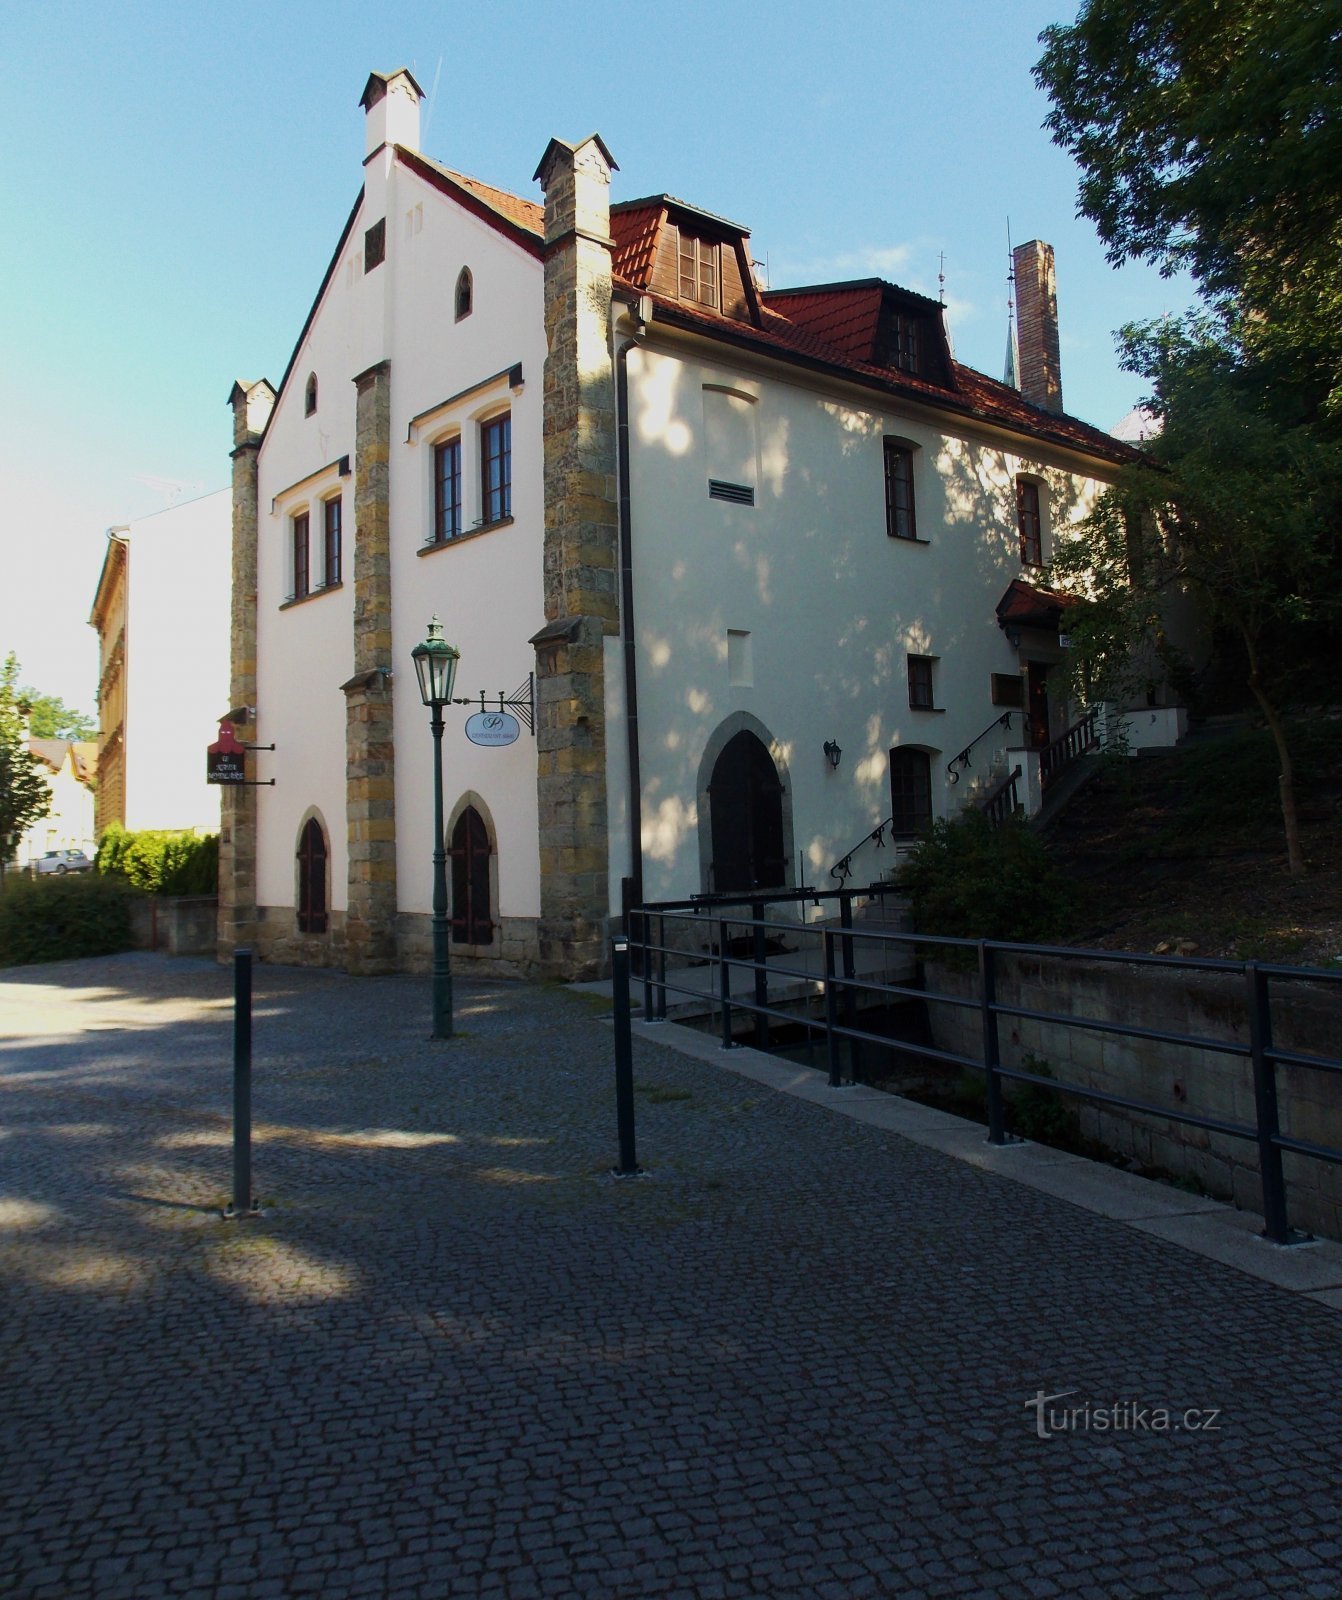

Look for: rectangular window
[323,497,341,586]
[678,231,720,310]
[481,414,511,525]
[890,748,933,837]
[890,312,921,374]
[433,438,462,543]
[991,672,1026,708]
[884,441,917,539]
[1017,478,1043,567]
[908,655,936,711]
[364,218,386,272]
[292,512,310,600]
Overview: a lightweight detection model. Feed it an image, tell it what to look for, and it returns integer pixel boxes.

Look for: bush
[897,809,1074,947]
[0,873,136,967]
[97,826,218,896]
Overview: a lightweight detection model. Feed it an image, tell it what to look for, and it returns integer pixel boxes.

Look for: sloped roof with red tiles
[616,279,1139,467]
[611,202,665,285]
[996,578,1076,630]
[397,149,544,244]
[756,284,884,364]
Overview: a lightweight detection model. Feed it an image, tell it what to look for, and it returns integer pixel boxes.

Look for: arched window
[708,731,785,894]
[304,372,318,417]
[449,805,493,944]
[889,748,933,838]
[297,817,328,933]
[455,267,473,321]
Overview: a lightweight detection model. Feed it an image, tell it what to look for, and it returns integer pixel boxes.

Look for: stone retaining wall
[130,896,220,958]
[925,956,1342,1240]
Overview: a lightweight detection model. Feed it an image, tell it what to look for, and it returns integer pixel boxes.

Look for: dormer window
[678,230,719,310]
[880,307,929,376]
[304,373,318,417]
[455,267,473,321]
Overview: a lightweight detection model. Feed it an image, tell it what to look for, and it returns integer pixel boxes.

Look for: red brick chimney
[1013,240,1063,415]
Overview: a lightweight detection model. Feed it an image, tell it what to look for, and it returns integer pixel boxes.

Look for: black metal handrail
[626,888,1342,1246]
[829,817,900,883]
[1040,705,1101,788]
[948,712,1015,784]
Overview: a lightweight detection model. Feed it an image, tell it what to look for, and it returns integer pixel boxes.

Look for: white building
[89,488,232,837]
[222,69,1142,981]
[18,739,96,864]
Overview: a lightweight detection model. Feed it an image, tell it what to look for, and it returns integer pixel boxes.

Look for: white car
[32,849,93,875]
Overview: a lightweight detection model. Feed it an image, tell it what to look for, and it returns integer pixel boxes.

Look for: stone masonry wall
[532,137,620,981]
[219,380,274,962]
[343,360,398,975]
[925,956,1342,1240]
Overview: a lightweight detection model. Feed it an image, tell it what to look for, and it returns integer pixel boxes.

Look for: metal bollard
[611,938,641,1176]
[225,948,260,1219]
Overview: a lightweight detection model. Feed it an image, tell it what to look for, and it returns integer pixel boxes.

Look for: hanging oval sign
[465,711,520,747]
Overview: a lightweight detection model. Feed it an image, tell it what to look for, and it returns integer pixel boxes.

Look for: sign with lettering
[206,720,248,784]
[465,711,520,748]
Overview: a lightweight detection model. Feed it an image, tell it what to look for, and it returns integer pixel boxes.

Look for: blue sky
[1,0,1192,715]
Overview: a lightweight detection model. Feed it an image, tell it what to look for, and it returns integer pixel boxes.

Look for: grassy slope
[1047,719,1342,967]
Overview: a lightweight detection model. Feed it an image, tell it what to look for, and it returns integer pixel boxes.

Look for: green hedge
[96,825,218,896]
[896,809,1074,948]
[0,873,136,967]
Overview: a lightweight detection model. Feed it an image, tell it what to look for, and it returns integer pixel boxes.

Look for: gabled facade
[89,489,232,838]
[18,739,96,864]
[225,70,1141,981]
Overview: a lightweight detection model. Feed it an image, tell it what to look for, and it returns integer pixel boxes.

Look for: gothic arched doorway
[708,730,786,894]
[449,805,494,945]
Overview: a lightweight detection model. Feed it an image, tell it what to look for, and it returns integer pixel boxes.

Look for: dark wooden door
[709,732,785,894]
[1027,662,1051,750]
[449,806,493,944]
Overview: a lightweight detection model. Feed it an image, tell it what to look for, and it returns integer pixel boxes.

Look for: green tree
[0,654,52,880]
[1036,0,1342,423]
[1049,317,1342,876]
[21,691,96,742]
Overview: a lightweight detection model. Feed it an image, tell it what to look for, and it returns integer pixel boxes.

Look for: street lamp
[411,616,461,1039]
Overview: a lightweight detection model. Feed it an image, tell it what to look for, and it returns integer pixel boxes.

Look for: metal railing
[828,817,913,885]
[626,890,1342,1246]
[948,711,1016,784]
[1040,705,1101,789]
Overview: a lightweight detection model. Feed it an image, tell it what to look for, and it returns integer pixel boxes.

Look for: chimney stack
[360,68,423,161]
[1013,240,1063,415]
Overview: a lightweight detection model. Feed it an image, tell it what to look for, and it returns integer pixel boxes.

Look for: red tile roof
[619,281,1138,467]
[996,578,1076,630]
[396,149,544,251]
[611,202,665,284]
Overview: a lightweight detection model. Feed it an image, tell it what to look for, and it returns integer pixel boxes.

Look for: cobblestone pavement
[3,952,1341,1600]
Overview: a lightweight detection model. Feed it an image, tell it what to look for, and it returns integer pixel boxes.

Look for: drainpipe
[615,321,644,911]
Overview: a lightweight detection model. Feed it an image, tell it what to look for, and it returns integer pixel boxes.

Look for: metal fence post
[839,892,863,1084]
[1246,962,1291,1243]
[656,913,668,1021]
[611,937,640,1176]
[751,899,769,1051]
[638,908,654,1022]
[823,929,841,1087]
[719,916,735,1050]
[228,947,257,1218]
[979,941,1007,1144]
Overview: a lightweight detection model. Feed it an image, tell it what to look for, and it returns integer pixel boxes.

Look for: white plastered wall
[387,163,545,920]
[620,337,1112,903]
[122,488,231,833]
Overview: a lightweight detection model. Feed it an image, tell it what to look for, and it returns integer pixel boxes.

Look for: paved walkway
[2,953,1341,1600]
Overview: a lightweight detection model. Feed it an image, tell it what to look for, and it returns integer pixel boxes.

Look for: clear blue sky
[1,0,1192,716]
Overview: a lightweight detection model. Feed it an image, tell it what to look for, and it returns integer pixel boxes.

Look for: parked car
[32,849,93,875]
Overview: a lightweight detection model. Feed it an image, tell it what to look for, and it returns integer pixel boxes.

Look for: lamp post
[411,617,461,1039]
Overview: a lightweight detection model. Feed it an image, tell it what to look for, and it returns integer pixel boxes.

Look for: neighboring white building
[18,739,96,864]
[89,488,232,837]
[222,69,1144,981]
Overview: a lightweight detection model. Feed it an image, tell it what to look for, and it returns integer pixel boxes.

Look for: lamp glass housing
[412,616,460,706]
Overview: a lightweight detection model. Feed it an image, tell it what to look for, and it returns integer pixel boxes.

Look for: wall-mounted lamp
[823,739,842,770]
